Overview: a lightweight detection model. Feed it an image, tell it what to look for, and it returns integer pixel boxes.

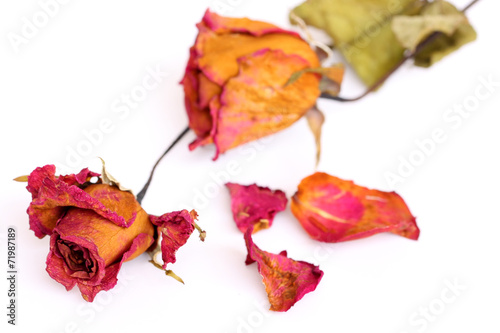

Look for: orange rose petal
[214,49,321,155]
[198,72,222,109]
[202,9,301,37]
[55,187,154,266]
[121,233,155,263]
[197,31,320,85]
[291,172,420,242]
[75,233,153,302]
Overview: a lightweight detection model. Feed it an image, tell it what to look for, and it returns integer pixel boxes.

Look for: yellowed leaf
[98,157,133,194]
[392,14,466,51]
[305,105,325,167]
[13,175,29,182]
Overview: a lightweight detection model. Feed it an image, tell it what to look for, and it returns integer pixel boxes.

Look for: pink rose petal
[244,228,323,312]
[226,183,287,233]
[26,165,99,238]
[150,210,198,269]
[291,172,420,242]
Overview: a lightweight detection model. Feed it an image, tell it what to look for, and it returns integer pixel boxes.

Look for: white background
[1,0,499,332]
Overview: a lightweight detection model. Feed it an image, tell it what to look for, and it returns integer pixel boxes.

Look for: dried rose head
[182,10,323,159]
[22,165,201,301]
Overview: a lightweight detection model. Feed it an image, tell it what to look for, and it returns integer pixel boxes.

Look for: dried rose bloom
[244,228,323,312]
[181,10,323,159]
[24,165,200,301]
[226,183,287,233]
[291,172,420,243]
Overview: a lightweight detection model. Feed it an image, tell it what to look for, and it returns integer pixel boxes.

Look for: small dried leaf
[13,175,29,182]
[194,222,207,241]
[98,157,132,193]
[392,14,465,51]
[305,106,325,167]
[165,270,185,284]
[149,259,185,284]
[411,0,477,67]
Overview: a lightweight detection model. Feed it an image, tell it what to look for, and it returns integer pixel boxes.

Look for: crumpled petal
[226,183,288,233]
[78,233,154,302]
[244,228,323,312]
[47,227,153,302]
[46,232,106,293]
[291,172,420,242]
[214,49,321,157]
[196,10,318,86]
[25,165,100,238]
[28,179,141,240]
[150,210,198,269]
[202,9,302,37]
[54,188,154,266]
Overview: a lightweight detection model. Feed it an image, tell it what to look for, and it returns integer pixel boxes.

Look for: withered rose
[25,165,199,301]
[182,10,323,159]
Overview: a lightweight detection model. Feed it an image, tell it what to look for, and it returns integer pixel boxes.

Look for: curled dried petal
[291,172,420,242]
[244,228,323,312]
[226,183,288,233]
[150,210,199,269]
[25,165,100,238]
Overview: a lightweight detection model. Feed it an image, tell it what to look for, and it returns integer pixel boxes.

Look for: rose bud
[182,10,343,160]
[291,172,420,243]
[21,164,202,301]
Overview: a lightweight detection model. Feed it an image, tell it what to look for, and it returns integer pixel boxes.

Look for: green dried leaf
[392,14,465,51]
[291,0,425,86]
[410,0,477,67]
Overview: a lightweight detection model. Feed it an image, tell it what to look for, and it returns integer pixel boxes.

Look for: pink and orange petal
[291,172,420,243]
[226,183,288,233]
[244,228,323,312]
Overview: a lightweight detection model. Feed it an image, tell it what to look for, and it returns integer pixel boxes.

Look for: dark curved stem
[320,0,480,102]
[136,126,190,205]
[462,0,479,11]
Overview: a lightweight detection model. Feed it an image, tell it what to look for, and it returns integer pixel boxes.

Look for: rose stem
[136,126,190,204]
[319,0,480,102]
